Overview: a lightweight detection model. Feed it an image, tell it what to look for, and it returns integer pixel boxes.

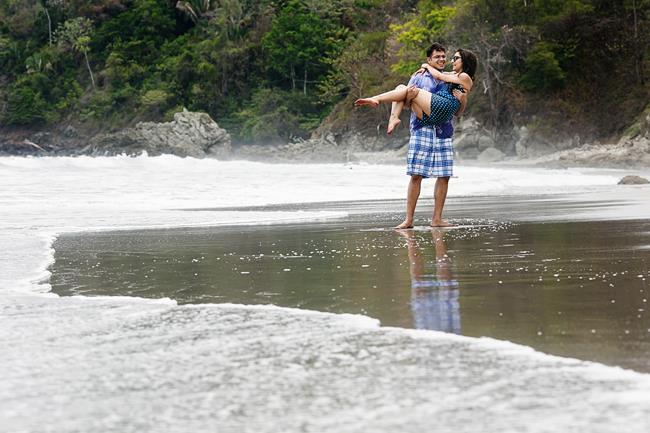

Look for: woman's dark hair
[426,42,446,57]
[457,49,478,79]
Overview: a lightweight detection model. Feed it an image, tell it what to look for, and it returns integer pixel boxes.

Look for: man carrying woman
[356,44,477,229]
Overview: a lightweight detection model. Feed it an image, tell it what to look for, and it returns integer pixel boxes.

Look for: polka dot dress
[416,84,461,128]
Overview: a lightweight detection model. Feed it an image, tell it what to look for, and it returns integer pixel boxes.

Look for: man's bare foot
[354,98,379,107]
[395,220,414,229]
[430,220,456,228]
[387,116,401,134]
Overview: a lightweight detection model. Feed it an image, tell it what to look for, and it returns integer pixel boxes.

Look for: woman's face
[451,52,463,73]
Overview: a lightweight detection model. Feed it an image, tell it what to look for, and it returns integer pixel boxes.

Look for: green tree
[520,42,565,92]
[55,17,96,88]
[262,0,347,94]
[320,31,387,101]
[390,2,456,75]
[235,88,312,142]
[5,85,48,124]
[174,0,214,24]
[38,0,65,46]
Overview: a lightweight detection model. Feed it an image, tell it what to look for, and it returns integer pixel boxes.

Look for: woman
[355,49,477,129]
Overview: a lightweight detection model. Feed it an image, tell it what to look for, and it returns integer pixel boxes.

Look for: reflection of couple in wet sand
[398,229,460,333]
[356,43,478,229]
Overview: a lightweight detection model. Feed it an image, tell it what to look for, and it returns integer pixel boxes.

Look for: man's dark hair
[457,49,478,79]
[426,43,446,57]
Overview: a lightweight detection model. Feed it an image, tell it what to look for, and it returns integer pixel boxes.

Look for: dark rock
[62,125,79,138]
[0,139,46,155]
[618,175,650,185]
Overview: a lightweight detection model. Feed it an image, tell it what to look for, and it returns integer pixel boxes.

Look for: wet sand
[50,191,650,372]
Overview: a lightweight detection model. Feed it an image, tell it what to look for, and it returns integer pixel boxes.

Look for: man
[394,43,465,229]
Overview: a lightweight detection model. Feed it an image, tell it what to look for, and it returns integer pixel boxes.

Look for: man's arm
[407,71,421,87]
[453,89,467,117]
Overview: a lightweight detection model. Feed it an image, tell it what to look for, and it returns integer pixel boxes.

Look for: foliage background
[0,0,648,145]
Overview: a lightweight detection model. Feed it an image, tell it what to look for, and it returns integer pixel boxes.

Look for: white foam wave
[2,300,649,432]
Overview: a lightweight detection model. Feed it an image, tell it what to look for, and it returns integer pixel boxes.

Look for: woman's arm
[421,63,473,91]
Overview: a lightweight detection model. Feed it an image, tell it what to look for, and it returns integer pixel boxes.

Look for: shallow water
[51,198,650,372]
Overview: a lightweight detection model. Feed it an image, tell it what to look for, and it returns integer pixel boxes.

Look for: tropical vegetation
[0,0,648,144]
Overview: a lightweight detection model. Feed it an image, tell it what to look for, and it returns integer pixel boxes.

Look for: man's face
[428,50,446,70]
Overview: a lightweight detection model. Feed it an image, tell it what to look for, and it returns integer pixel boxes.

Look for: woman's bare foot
[430,220,456,228]
[387,115,401,134]
[395,220,414,229]
[354,98,379,107]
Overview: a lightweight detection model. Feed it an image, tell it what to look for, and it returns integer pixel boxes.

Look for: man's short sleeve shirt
[407,71,454,139]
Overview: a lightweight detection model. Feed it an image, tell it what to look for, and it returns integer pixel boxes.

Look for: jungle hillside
[1,0,649,152]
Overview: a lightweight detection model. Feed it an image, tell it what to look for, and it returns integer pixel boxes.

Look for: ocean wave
[1,298,649,432]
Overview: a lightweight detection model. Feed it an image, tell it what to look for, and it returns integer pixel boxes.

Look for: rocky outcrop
[511,126,582,159]
[233,134,350,162]
[453,118,491,159]
[85,109,231,158]
[548,107,650,168]
[453,117,521,159]
[533,103,650,168]
[477,147,505,162]
[618,175,649,185]
[453,117,585,160]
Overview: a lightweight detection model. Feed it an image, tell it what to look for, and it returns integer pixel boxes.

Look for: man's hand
[453,89,467,117]
[416,63,436,76]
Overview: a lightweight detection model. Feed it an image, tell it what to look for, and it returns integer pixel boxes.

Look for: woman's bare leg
[406,86,432,119]
[388,102,402,134]
[354,85,410,107]
[404,86,423,120]
[387,84,428,133]
[387,85,408,134]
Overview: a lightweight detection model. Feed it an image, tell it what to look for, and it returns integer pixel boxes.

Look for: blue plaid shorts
[406,126,454,178]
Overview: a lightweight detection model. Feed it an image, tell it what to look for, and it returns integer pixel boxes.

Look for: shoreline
[2,126,649,170]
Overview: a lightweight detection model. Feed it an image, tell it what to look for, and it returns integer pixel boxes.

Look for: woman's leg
[390,85,425,132]
[354,84,410,107]
[388,101,402,134]
[406,86,433,119]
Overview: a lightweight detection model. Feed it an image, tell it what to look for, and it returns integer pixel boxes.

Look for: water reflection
[399,229,461,333]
